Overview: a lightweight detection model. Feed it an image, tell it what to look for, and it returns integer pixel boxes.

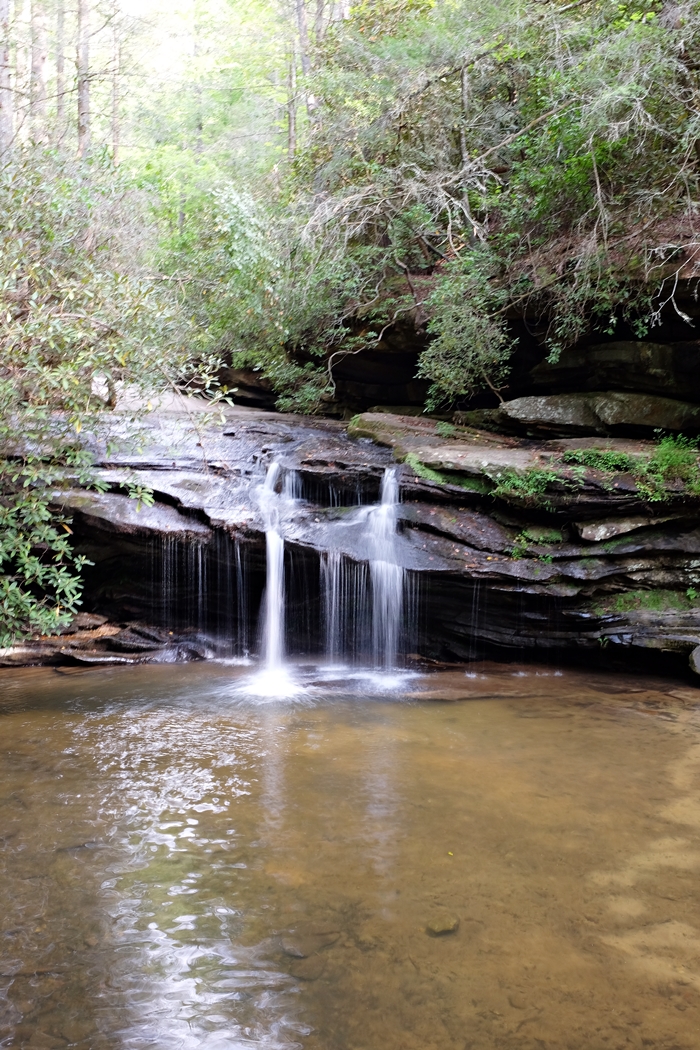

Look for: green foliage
[561,436,700,502]
[420,253,515,408]
[490,467,561,507]
[260,0,700,408]
[128,0,700,414]
[0,148,214,644]
[645,435,700,488]
[562,448,636,473]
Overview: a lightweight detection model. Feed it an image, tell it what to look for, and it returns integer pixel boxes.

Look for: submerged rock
[289,955,326,981]
[426,913,460,936]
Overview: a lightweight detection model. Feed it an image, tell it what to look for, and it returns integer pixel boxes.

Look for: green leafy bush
[0,149,214,644]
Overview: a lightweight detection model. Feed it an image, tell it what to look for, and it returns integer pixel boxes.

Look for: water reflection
[1,662,700,1049]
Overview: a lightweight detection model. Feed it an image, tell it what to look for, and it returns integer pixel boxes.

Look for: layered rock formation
[6,404,700,676]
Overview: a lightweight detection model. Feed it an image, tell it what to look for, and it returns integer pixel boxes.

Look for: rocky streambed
[6,402,700,675]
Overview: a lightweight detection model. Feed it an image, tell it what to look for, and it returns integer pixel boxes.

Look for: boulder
[501,394,602,433]
[500,392,700,435]
[594,391,700,431]
[690,646,700,676]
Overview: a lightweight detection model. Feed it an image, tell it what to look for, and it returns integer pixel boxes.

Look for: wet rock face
[21,405,700,675]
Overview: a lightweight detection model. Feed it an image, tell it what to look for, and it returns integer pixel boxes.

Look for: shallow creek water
[2,663,700,1050]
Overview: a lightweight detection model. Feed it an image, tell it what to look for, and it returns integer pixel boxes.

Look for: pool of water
[1,661,700,1049]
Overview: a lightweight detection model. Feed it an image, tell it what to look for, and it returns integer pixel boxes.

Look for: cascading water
[321,551,342,664]
[321,553,370,665]
[258,461,286,671]
[320,468,406,672]
[151,459,413,688]
[368,469,405,670]
[241,460,305,696]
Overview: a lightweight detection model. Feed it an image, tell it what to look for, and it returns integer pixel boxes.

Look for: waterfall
[368,469,405,670]
[258,462,286,670]
[149,460,412,680]
[321,551,343,663]
[234,538,249,658]
[321,468,405,670]
[321,553,371,666]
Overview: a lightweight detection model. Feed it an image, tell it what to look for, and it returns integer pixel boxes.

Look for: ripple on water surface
[1,661,700,1049]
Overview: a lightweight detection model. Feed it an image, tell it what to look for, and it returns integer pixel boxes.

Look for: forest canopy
[132,0,700,411]
[2,0,700,639]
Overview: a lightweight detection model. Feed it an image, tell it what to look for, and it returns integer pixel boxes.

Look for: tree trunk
[77,0,89,157]
[55,0,64,137]
[295,0,311,76]
[287,46,297,157]
[30,0,47,138]
[193,17,203,153]
[111,14,119,162]
[459,64,469,166]
[0,0,12,154]
[315,0,325,40]
[14,0,29,142]
[294,0,316,119]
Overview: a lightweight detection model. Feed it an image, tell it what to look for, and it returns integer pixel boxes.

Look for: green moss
[522,525,564,543]
[435,421,457,438]
[595,589,695,615]
[404,454,490,493]
[404,453,445,484]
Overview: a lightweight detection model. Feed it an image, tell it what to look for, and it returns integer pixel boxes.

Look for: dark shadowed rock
[530,340,700,401]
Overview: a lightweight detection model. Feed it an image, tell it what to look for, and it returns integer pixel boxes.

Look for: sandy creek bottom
[1,662,700,1050]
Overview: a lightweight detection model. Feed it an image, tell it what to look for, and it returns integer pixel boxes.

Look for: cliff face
[6,404,700,675]
[225,282,700,421]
